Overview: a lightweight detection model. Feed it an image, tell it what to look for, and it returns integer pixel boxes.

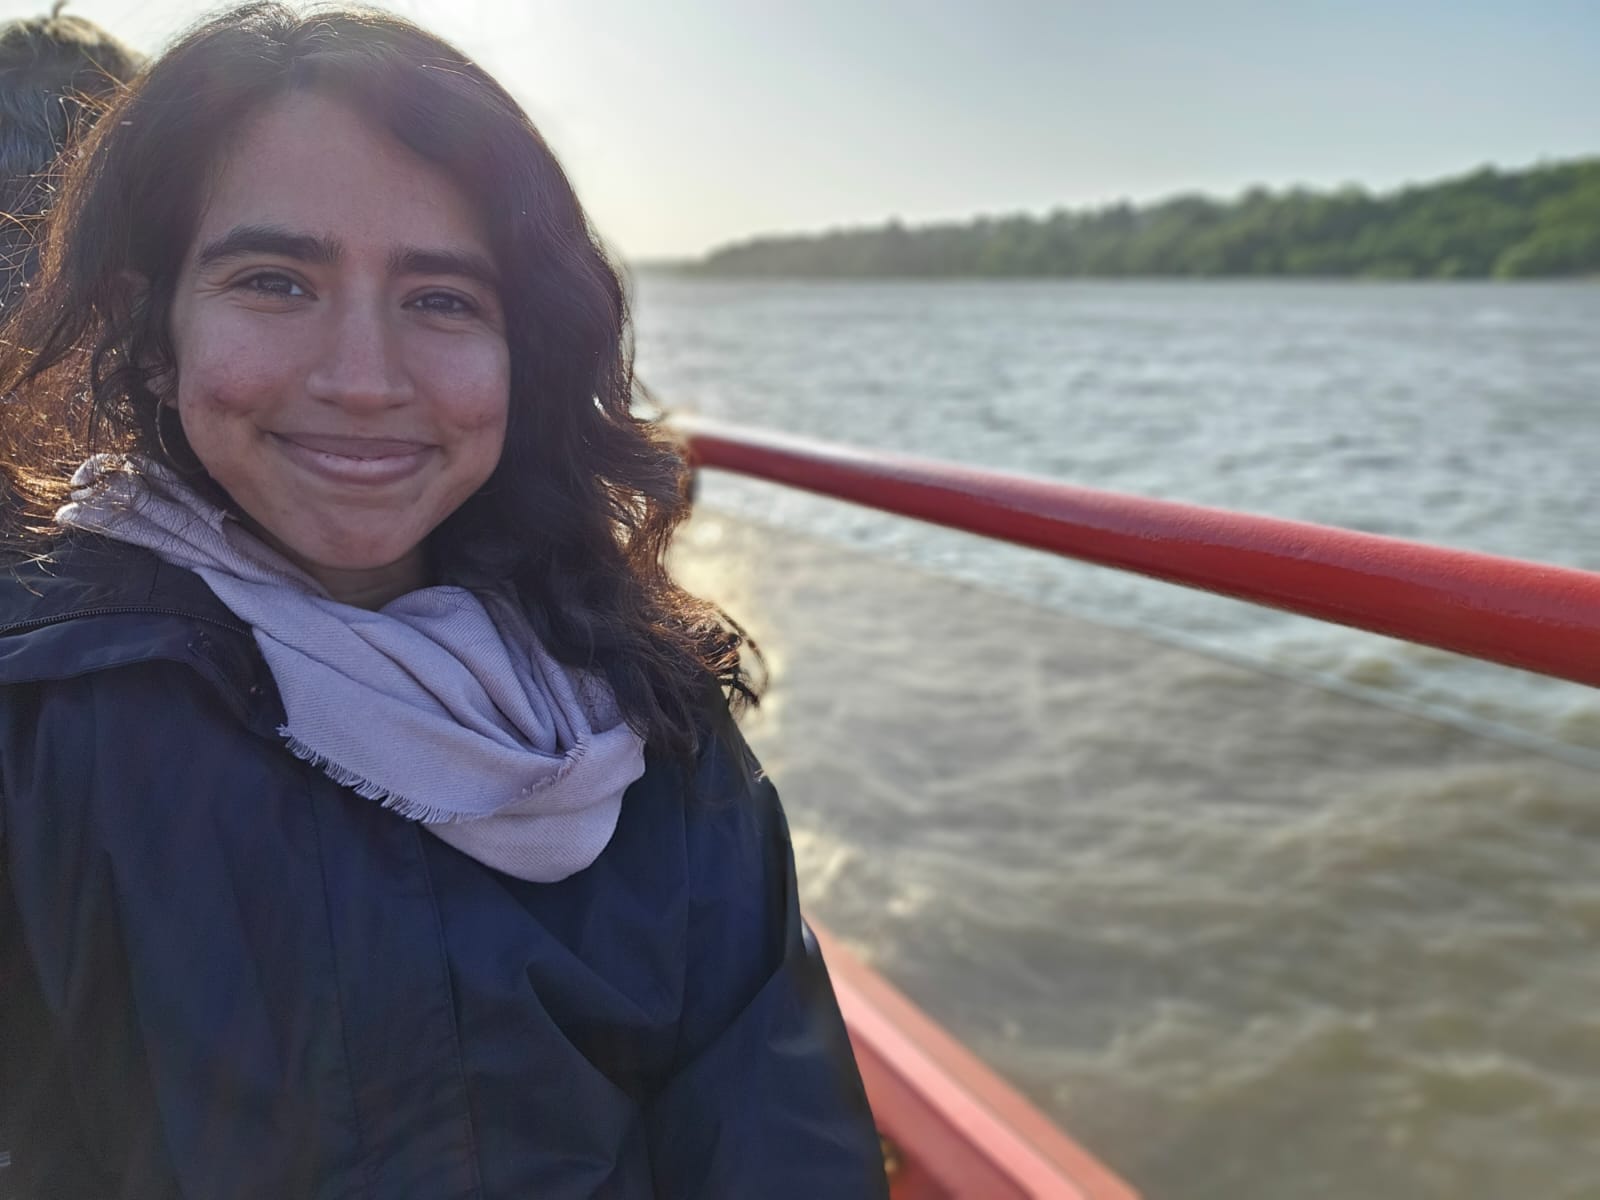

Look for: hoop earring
[153,400,202,476]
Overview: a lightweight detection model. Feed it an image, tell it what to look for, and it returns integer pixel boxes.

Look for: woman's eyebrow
[389,246,500,290]
[197,224,342,267]
[194,226,499,290]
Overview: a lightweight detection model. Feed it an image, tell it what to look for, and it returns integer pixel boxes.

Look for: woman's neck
[247,517,429,608]
[304,554,428,609]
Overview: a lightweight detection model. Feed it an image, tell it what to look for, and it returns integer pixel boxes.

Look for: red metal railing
[673,415,1600,688]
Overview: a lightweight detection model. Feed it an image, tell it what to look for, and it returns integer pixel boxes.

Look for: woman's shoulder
[1,529,143,603]
[0,531,217,626]
[0,530,241,644]
[585,707,786,907]
[686,705,783,827]
[670,714,800,954]
[0,533,269,736]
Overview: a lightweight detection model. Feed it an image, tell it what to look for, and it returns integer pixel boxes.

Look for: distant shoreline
[639,156,1600,281]
[631,265,1599,284]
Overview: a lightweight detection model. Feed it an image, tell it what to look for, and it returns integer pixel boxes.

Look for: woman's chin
[269,528,430,597]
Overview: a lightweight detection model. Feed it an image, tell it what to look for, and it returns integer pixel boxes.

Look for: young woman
[0,5,886,1197]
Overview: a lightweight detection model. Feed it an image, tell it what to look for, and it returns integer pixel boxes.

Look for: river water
[634,277,1600,1198]
[635,276,1600,759]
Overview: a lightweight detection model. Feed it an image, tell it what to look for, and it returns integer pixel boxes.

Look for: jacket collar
[0,533,280,735]
[1,532,243,630]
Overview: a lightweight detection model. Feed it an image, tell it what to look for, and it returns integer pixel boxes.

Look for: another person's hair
[0,4,143,311]
[0,2,755,758]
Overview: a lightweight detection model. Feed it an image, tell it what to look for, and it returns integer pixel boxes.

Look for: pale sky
[5,0,1596,258]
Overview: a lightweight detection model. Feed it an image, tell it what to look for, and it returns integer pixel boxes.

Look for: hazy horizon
[631,151,1598,264]
[4,0,1594,258]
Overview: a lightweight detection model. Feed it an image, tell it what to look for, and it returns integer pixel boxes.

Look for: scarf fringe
[278,727,471,825]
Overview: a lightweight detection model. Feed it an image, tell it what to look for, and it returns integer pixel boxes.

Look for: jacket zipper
[0,605,250,638]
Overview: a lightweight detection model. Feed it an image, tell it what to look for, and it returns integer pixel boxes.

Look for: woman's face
[167,89,511,607]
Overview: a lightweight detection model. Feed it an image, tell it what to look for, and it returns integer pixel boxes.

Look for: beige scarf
[57,456,646,883]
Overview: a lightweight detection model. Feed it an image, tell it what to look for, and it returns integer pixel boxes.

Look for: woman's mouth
[270,433,435,485]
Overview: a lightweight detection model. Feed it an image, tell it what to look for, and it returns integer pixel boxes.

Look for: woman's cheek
[178,311,302,418]
[425,338,511,433]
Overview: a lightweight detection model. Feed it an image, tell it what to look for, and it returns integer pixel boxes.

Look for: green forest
[688,158,1600,280]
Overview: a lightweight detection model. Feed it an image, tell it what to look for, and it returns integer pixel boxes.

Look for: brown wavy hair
[0,2,757,758]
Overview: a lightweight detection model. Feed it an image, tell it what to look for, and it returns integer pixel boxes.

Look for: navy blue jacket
[0,536,887,1199]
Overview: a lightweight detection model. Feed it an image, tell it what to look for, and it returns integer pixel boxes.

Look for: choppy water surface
[635,277,1600,757]
[637,279,1600,1200]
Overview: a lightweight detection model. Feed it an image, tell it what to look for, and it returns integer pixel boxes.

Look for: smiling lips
[271,432,435,485]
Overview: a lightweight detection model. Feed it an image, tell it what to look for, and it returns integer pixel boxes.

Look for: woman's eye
[237,272,307,298]
[411,291,477,317]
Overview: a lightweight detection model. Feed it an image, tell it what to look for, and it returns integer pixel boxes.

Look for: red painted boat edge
[811,920,1141,1200]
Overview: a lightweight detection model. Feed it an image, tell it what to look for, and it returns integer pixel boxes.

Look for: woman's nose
[304,299,413,412]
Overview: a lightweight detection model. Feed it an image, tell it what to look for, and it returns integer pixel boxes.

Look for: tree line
[686,158,1600,279]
